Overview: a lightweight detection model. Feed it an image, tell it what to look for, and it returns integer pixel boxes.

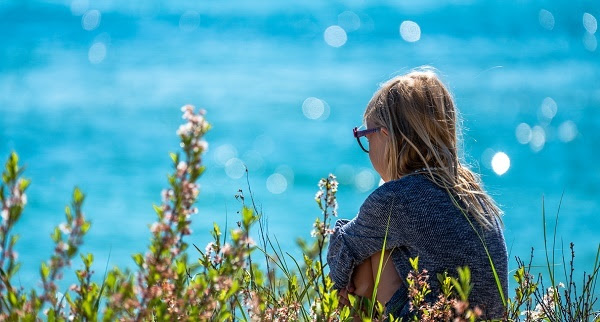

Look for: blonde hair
[364,68,502,228]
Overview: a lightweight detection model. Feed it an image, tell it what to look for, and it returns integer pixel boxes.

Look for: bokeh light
[302,97,325,120]
[355,169,375,192]
[399,21,421,42]
[540,97,557,120]
[481,148,496,170]
[530,126,546,152]
[515,123,532,144]
[266,173,287,194]
[583,13,597,34]
[583,33,597,52]
[491,152,510,176]
[538,9,555,31]
[558,120,578,142]
[324,25,347,47]
[82,9,101,31]
[338,11,361,32]
[225,158,245,179]
[214,144,238,166]
[88,42,106,64]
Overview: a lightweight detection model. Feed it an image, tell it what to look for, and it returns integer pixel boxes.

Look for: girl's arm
[352,257,374,297]
[340,252,400,306]
[370,250,402,304]
[338,258,374,307]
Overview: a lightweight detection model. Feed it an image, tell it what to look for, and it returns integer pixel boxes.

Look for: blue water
[1,0,599,292]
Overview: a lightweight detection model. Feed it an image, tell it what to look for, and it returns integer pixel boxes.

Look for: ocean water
[1,0,599,291]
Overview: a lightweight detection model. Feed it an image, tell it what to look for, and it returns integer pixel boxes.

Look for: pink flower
[150,222,160,233]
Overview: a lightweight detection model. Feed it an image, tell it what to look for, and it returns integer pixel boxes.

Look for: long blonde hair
[364,68,502,228]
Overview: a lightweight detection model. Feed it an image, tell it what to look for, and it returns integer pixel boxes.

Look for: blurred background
[1,0,599,290]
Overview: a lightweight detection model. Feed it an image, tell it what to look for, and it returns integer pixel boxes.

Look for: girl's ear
[381,127,389,137]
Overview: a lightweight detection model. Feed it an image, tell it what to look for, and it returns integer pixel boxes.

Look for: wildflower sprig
[131,104,210,320]
[0,152,30,318]
[39,187,90,315]
[0,153,29,277]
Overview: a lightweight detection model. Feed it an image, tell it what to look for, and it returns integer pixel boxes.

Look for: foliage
[0,105,598,321]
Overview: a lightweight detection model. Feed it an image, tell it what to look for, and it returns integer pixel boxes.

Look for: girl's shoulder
[374,173,437,195]
[364,173,439,207]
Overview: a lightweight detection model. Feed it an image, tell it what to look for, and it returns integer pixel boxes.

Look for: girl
[326,69,508,319]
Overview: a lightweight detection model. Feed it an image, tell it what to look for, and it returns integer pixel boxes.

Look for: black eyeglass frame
[353,126,381,153]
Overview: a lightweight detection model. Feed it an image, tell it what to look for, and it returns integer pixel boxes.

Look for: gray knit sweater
[327,173,508,319]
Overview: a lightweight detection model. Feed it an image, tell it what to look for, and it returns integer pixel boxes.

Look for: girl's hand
[338,282,356,307]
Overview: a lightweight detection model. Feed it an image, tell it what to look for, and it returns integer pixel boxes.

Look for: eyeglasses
[353,126,381,153]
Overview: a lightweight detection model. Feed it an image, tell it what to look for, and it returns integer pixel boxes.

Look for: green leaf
[132,253,144,267]
[8,290,18,306]
[73,187,85,204]
[41,262,50,279]
[81,253,94,267]
[19,178,31,192]
[47,309,56,322]
[51,227,62,243]
[241,207,255,229]
[9,263,21,278]
[65,206,73,223]
[170,152,178,164]
[213,222,221,237]
[176,261,186,275]
[83,300,92,317]
[81,221,91,234]
[409,257,419,271]
[152,204,163,217]
[10,234,19,247]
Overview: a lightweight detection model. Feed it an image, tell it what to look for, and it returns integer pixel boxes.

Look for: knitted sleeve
[326,184,409,290]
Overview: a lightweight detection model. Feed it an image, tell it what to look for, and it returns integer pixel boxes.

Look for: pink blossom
[150,222,160,233]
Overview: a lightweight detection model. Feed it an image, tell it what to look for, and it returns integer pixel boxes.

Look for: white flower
[177,161,188,172]
[58,223,71,234]
[318,178,326,188]
[1,209,8,221]
[197,140,208,151]
[176,123,193,136]
[58,242,69,252]
[181,104,194,114]
[314,190,323,201]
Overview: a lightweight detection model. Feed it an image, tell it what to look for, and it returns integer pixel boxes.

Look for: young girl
[327,69,508,319]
